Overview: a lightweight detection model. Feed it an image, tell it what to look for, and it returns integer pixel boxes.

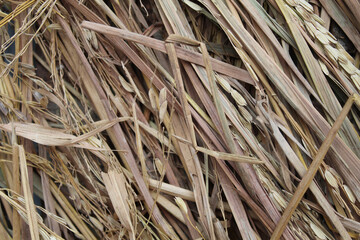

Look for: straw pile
[0,0,360,239]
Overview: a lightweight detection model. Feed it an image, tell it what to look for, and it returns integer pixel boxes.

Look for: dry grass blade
[102,170,135,240]
[195,146,263,164]
[18,145,40,240]
[11,132,21,240]
[80,21,254,85]
[0,118,130,148]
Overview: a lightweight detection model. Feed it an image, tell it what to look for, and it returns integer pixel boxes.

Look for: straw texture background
[0,0,360,239]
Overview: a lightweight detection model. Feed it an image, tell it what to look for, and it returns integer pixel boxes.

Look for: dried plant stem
[19,145,40,240]
[12,143,21,240]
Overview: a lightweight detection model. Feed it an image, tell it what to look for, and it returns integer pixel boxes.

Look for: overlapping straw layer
[0,0,360,239]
